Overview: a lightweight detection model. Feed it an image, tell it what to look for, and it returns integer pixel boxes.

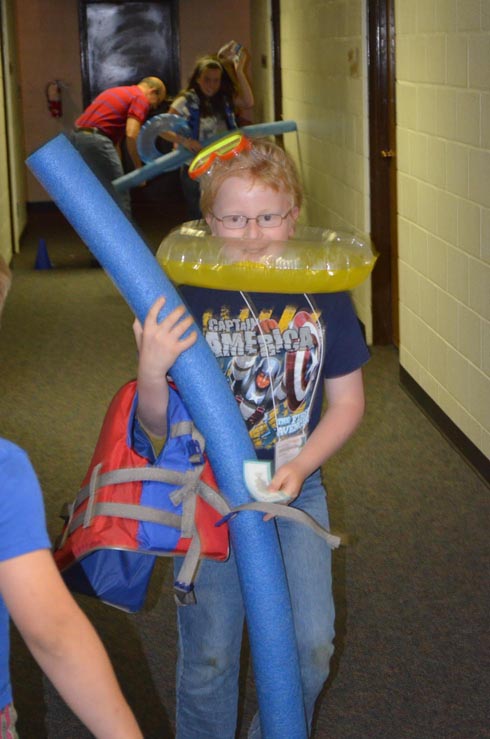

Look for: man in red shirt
[72,77,166,219]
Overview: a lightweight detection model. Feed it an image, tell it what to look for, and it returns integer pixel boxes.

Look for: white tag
[243,460,291,503]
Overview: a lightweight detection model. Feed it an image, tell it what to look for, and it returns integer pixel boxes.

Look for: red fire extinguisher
[45,80,63,118]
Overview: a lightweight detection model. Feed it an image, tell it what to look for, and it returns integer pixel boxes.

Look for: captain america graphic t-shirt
[179,287,370,460]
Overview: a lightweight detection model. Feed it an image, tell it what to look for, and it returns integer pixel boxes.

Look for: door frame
[271,0,282,123]
[0,0,26,258]
[368,0,398,345]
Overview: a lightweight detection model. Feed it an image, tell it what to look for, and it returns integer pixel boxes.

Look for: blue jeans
[174,470,335,738]
[71,131,132,219]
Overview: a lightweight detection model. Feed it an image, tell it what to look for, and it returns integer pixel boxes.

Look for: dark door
[368,0,398,345]
[78,0,181,203]
[271,0,283,141]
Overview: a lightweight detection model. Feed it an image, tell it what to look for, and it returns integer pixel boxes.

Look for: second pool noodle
[26,133,308,739]
[112,118,299,192]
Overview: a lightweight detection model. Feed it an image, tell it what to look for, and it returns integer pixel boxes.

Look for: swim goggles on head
[188,132,252,180]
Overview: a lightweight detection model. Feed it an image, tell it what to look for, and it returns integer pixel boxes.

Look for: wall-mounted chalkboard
[79,0,180,108]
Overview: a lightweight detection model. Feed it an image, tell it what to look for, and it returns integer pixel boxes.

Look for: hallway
[1,209,488,738]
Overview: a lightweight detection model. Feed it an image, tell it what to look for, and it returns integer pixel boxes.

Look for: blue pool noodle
[27,134,307,739]
[113,119,298,191]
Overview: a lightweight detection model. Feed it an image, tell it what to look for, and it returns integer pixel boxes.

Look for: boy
[0,257,142,738]
[135,138,369,737]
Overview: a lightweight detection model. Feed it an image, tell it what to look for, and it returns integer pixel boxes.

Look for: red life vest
[54,380,230,612]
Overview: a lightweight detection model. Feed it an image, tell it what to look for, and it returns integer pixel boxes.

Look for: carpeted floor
[0,205,488,738]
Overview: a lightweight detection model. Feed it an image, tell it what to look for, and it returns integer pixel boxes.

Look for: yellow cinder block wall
[396,0,490,459]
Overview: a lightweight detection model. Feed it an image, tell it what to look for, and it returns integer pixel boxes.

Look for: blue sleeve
[322,292,371,378]
[0,439,51,563]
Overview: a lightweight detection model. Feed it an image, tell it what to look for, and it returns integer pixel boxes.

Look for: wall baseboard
[399,366,489,485]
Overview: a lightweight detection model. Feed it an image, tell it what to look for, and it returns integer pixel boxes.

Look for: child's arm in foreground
[134,296,197,436]
[269,368,365,499]
[0,549,142,739]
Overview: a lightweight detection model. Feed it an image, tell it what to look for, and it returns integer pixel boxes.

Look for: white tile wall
[396,0,490,457]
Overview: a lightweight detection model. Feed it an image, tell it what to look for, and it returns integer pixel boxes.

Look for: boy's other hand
[262,462,307,521]
[134,296,197,378]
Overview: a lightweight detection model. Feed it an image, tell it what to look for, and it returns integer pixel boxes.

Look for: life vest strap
[221,502,346,550]
[64,463,225,537]
[172,498,346,606]
[75,501,182,533]
[195,480,231,517]
[170,420,194,438]
[64,465,204,531]
[171,477,199,538]
[174,533,201,606]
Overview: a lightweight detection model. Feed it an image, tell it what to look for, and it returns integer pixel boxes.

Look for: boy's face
[206,176,299,260]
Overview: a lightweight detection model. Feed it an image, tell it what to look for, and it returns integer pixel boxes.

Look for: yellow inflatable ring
[156,223,377,293]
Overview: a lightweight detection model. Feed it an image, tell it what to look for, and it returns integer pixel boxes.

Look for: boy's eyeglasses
[210,210,293,229]
[188,132,251,179]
